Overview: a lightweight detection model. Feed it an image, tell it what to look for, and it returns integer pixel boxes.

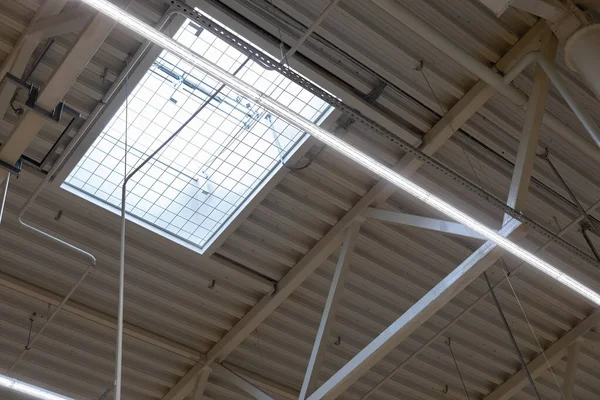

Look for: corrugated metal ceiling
[2,0,600,399]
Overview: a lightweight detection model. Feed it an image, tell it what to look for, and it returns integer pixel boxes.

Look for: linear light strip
[79,0,600,306]
[0,374,72,400]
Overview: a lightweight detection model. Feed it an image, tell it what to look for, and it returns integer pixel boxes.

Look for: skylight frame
[63,15,334,253]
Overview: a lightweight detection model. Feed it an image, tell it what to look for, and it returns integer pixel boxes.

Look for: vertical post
[193,367,212,400]
[562,341,580,400]
[299,222,361,399]
[504,28,558,222]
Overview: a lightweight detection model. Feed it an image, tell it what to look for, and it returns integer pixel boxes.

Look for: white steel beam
[28,6,94,39]
[0,11,117,183]
[510,0,568,22]
[483,310,600,400]
[193,367,212,400]
[504,28,558,222]
[0,0,68,119]
[306,219,525,400]
[300,222,361,399]
[562,341,581,400]
[212,363,275,400]
[161,22,546,400]
[364,208,485,239]
[306,26,556,400]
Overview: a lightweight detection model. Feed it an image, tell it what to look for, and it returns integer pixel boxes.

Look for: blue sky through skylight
[64,16,332,251]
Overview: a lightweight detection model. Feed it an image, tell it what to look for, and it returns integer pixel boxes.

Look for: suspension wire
[541,149,600,237]
[484,272,543,400]
[501,266,567,400]
[445,338,471,400]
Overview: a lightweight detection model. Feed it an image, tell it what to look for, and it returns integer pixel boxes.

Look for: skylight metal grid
[64,18,332,250]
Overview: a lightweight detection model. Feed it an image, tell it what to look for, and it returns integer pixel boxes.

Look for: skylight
[64,16,332,251]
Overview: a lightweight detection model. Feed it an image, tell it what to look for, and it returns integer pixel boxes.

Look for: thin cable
[445,338,471,400]
[484,272,543,400]
[501,267,567,399]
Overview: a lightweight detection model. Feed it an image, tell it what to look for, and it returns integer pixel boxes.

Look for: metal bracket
[5,73,79,122]
[0,158,23,176]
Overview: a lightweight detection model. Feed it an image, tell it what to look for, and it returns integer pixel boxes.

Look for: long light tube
[79,0,600,307]
[0,373,72,400]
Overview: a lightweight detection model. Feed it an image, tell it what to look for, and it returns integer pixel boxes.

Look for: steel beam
[212,363,275,400]
[28,6,94,39]
[504,29,558,223]
[483,310,600,400]
[161,21,546,400]
[0,11,117,183]
[562,341,581,400]
[193,367,211,400]
[0,0,68,120]
[364,208,485,239]
[300,222,361,399]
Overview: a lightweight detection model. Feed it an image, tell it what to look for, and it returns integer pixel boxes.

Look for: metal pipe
[7,264,93,373]
[372,0,600,151]
[484,271,543,400]
[360,198,600,399]
[0,173,9,224]
[565,24,600,103]
[281,0,341,61]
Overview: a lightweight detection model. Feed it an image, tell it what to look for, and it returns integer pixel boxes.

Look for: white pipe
[282,0,341,61]
[503,50,600,147]
[0,173,9,224]
[565,24,600,102]
[7,264,93,373]
[372,0,600,151]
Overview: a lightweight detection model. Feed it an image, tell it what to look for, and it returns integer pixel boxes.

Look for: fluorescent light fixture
[79,0,600,305]
[0,373,72,400]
